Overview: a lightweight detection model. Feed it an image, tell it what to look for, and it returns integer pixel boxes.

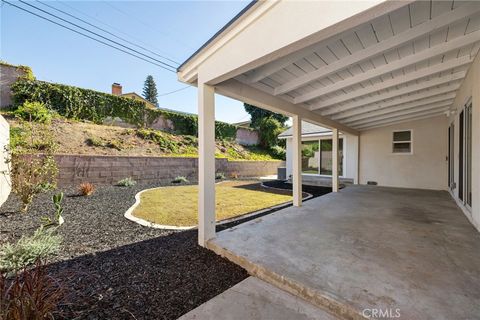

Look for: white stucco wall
[284,133,357,181]
[448,52,480,231]
[359,116,448,190]
[0,115,10,206]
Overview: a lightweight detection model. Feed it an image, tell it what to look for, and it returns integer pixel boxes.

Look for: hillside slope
[7,117,279,161]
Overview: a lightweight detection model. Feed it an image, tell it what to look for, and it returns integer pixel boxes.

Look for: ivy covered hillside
[5,68,286,161]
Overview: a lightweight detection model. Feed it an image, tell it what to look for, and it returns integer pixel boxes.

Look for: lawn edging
[124,180,312,230]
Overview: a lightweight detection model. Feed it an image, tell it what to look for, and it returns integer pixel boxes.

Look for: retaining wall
[55,154,283,186]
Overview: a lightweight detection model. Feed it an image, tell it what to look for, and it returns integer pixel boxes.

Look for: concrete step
[207,241,365,320]
[177,277,339,320]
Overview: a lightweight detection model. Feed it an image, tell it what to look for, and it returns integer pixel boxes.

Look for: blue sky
[0,0,252,123]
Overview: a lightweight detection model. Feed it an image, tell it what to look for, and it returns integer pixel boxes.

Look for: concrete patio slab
[178,276,338,320]
[208,185,480,320]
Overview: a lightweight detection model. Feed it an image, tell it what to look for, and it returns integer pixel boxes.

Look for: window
[301,138,343,175]
[392,130,412,154]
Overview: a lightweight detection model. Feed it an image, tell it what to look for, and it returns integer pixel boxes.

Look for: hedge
[11,79,240,140]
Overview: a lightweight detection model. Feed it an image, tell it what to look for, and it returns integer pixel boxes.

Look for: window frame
[392,129,413,155]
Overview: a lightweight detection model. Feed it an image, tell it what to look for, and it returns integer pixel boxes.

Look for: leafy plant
[14,101,52,123]
[137,128,179,152]
[85,136,104,147]
[0,228,62,272]
[9,120,58,212]
[172,176,189,184]
[215,172,226,180]
[117,177,136,187]
[269,145,286,160]
[0,260,66,319]
[78,182,95,196]
[36,182,56,193]
[258,117,284,148]
[42,192,65,228]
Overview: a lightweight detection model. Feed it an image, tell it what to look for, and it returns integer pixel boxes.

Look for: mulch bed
[0,180,331,319]
[0,182,247,320]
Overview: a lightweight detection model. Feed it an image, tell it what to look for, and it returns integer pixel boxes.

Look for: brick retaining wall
[55,154,283,186]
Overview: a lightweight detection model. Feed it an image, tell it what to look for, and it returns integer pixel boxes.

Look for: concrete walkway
[207,186,480,320]
[178,277,338,320]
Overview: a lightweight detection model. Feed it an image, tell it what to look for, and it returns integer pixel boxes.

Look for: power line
[2,0,176,72]
[102,1,194,50]
[158,86,191,97]
[16,0,178,71]
[57,0,181,65]
[36,0,180,65]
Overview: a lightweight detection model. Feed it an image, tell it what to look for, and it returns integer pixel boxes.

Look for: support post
[292,116,302,206]
[198,82,216,247]
[332,128,339,192]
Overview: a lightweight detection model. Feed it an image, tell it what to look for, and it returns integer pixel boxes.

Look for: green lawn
[132,180,294,227]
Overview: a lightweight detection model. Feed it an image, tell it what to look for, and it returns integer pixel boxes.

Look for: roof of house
[232,120,251,128]
[278,121,330,138]
[177,1,258,71]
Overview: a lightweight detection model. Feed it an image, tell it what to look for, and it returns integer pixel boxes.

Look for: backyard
[0,179,330,319]
[131,180,295,227]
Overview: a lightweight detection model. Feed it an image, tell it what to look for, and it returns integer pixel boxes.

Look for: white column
[332,128,339,192]
[198,82,216,247]
[292,116,302,206]
[352,135,359,184]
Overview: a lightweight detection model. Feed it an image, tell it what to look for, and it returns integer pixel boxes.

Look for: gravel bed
[0,182,248,319]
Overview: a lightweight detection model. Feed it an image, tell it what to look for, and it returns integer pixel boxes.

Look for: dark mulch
[0,180,331,319]
[0,182,247,320]
[262,179,332,197]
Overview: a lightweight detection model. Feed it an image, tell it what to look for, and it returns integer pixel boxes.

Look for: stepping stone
[178,277,338,320]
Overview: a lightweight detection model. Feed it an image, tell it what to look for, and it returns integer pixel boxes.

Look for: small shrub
[85,136,104,147]
[78,182,95,196]
[14,101,52,123]
[172,176,189,184]
[36,182,56,193]
[9,120,58,212]
[0,228,62,272]
[136,129,179,153]
[230,172,239,179]
[117,177,136,187]
[0,260,66,319]
[215,172,226,180]
[106,139,123,151]
[269,145,286,160]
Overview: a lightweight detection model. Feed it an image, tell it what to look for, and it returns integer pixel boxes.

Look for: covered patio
[207,186,480,319]
[176,0,480,318]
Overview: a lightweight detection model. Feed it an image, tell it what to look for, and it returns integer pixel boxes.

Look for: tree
[243,103,288,128]
[142,75,158,106]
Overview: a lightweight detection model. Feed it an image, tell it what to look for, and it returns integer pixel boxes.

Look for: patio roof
[178,0,480,131]
[278,121,330,138]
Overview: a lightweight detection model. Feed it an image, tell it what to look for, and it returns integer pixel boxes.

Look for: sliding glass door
[465,102,472,208]
[457,102,472,209]
[301,138,343,176]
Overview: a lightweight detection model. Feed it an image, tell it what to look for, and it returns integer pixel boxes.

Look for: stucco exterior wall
[0,115,11,206]
[448,52,480,231]
[359,116,448,190]
[0,64,25,108]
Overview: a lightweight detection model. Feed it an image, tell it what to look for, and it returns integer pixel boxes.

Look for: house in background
[279,121,356,186]
[111,82,157,109]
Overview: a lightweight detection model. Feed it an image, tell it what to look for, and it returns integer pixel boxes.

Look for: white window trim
[392,129,413,155]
